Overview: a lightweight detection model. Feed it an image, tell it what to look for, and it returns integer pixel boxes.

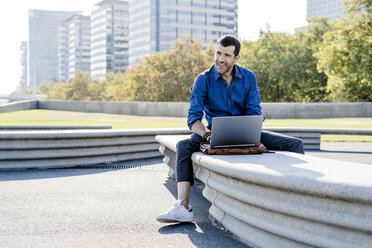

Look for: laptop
[205,115,263,148]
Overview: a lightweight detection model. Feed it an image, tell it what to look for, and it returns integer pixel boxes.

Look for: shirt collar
[212,64,242,81]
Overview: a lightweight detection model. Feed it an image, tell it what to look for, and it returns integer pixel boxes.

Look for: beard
[216,61,233,75]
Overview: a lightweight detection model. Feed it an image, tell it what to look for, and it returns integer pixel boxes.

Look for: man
[156,35,304,223]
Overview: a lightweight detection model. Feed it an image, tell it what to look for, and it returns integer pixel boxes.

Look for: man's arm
[191,120,211,143]
[187,74,207,128]
[245,71,262,116]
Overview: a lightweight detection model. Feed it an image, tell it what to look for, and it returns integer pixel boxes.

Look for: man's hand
[202,131,212,143]
[191,120,211,142]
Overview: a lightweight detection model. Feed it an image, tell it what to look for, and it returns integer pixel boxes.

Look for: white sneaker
[156,200,194,223]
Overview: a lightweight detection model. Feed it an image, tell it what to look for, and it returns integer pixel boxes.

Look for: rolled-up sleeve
[187,74,207,129]
[245,72,262,116]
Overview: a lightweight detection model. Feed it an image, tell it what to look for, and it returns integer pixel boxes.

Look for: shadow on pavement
[159,177,249,248]
[0,158,165,182]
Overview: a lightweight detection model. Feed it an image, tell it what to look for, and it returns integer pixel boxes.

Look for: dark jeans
[176,130,304,185]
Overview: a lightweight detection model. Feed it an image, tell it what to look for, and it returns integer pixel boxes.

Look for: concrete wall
[39,100,372,118]
[261,102,372,119]
[2,99,371,119]
[39,100,189,117]
[0,100,38,113]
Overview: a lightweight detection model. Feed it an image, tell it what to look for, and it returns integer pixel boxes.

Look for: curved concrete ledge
[155,135,372,247]
[0,125,112,131]
[265,127,372,135]
[156,135,191,178]
[193,152,372,248]
[155,130,323,178]
[0,128,191,170]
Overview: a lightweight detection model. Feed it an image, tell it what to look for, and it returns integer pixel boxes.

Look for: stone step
[0,136,157,149]
[0,151,161,170]
[1,143,160,160]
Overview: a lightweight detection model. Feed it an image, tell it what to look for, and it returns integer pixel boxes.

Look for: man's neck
[220,66,235,87]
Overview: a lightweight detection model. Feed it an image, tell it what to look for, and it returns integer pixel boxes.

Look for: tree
[240,31,294,102]
[316,0,372,101]
[91,72,128,101]
[289,17,331,102]
[67,69,91,100]
[42,70,91,100]
[239,20,332,102]
[87,78,107,101]
[125,37,214,102]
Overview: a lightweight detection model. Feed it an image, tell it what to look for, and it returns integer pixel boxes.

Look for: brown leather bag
[200,142,267,155]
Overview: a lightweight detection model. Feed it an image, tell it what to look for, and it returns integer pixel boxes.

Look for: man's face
[214,44,240,75]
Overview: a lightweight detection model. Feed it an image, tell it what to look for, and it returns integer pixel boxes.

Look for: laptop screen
[210,115,263,148]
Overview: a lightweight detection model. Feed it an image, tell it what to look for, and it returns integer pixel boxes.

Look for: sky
[0,0,307,95]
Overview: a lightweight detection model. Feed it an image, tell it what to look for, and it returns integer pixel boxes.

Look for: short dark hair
[216,35,241,57]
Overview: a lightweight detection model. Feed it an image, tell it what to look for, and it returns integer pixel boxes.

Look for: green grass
[0,110,187,129]
[1,109,371,142]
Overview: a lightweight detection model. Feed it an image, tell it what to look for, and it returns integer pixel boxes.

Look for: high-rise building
[59,19,70,82]
[90,0,129,79]
[28,9,80,93]
[307,0,345,21]
[19,41,28,91]
[128,0,238,66]
[59,15,91,81]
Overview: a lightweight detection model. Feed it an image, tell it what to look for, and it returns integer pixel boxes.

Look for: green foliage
[92,72,127,101]
[239,21,330,102]
[39,38,213,102]
[240,31,291,102]
[39,70,127,101]
[35,1,370,103]
[125,37,214,101]
[40,70,91,100]
[316,0,372,101]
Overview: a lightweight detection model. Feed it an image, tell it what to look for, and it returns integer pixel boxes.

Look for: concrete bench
[264,127,372,150]
[0,128,191,170]
[155,127,372,152]
[0,125,112,131]
[156,135,372,248]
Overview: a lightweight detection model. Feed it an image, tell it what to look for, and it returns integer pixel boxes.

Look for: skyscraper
[307,0,345,21]
[19,41,28,91]
[59,15,91,81]
[128,0,238,66]
[28,9,80,93]
[90,0,129,79]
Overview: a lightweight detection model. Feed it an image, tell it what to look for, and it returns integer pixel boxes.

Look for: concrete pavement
[306,142,372,164]
[0,158,247,248]
[0,142,371,248]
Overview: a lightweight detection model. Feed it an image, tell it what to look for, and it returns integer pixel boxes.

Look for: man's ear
[235,55,240,63]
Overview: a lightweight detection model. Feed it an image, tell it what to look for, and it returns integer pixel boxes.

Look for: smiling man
[156,35,304,224]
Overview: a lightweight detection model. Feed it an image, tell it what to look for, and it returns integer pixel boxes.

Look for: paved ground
[0,159,247,248]
[306,142,372,164]
[0,142,371,248]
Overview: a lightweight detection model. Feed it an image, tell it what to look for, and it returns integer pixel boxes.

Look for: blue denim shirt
[187,64,262,129]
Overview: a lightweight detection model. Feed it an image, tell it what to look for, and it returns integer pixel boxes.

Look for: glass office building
[128,0,238,65]
[28,9,80,90]
[90,0,129,79]
[19,41,28,91]
[307,0,344,20]
[59,15,91,81]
